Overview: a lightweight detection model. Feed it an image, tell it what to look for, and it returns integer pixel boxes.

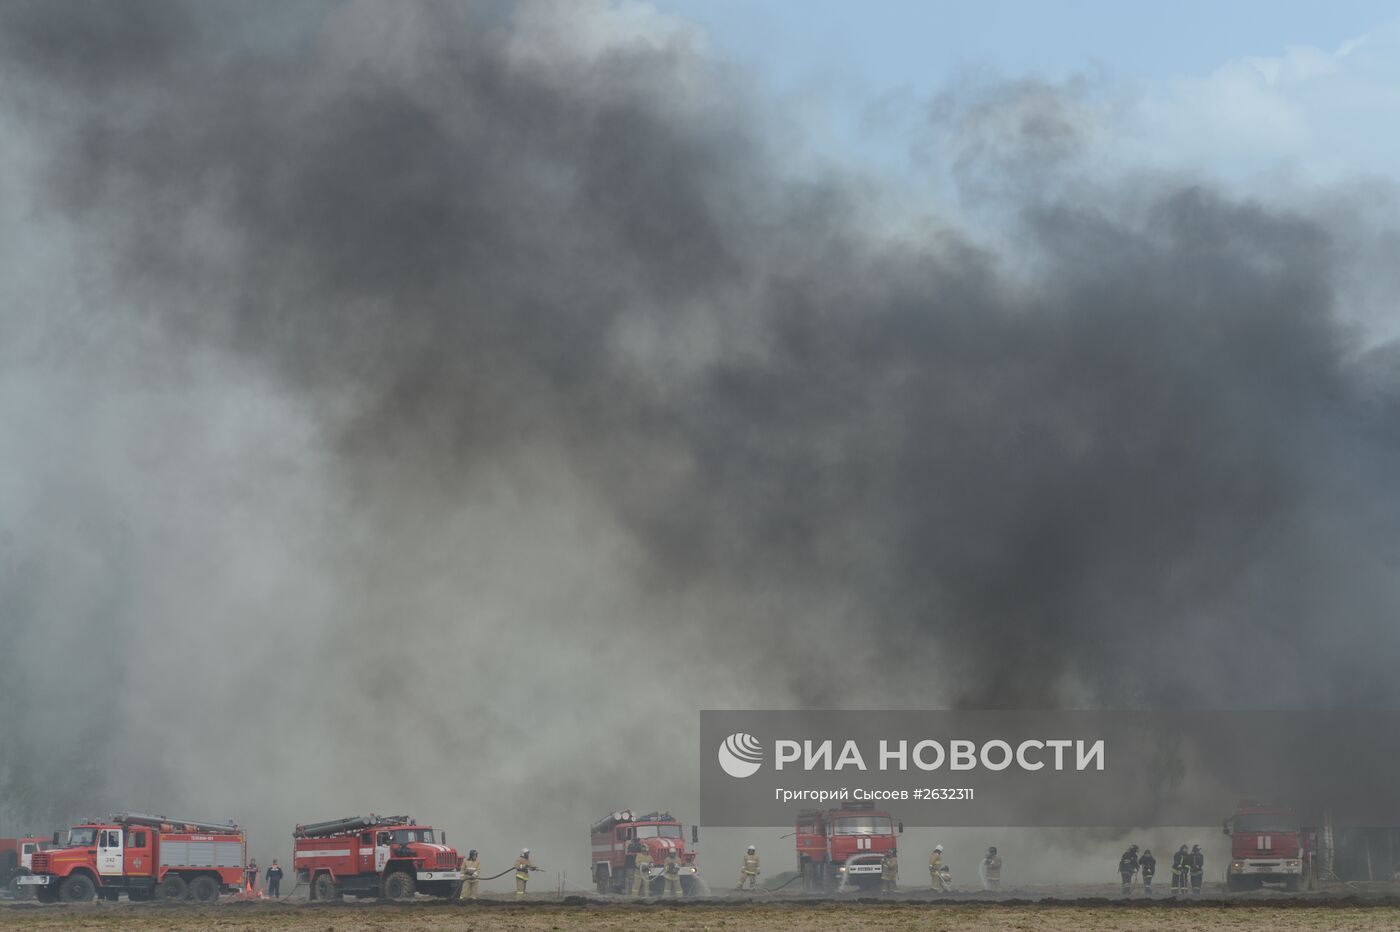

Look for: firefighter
[1140,849,1156,895]
[981,846,1001,891]
[514,848,535,898]
[1171,844,1189,894]
[737,845,760,891]
[1189,844,1205,895]
[460,849,480,900]
[630,841,652,897]
[265,859,283,898]
[662,846,683,897]
[1118,844,1139,895]
[246,858,259,893]
[881,847,899,893]
[929,844,951,892]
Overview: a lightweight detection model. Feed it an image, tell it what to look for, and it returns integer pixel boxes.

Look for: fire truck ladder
[293,815,415,838]
[110,812,242,834]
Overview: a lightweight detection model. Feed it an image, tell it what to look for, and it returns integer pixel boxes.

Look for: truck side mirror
[442,833,447,845]
[692,826,699,844]
[1222,820,1230,836]
[52,831,60,846]
[898,822,904,834]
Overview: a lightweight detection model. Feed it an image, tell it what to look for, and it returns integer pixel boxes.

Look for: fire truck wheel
[188,876,219,903]
[59,874,96,902]
[8,874,35,899]
[158,874,188,900]
[311,871,339,902]
[383,870,416,900]
[594,868,609,895]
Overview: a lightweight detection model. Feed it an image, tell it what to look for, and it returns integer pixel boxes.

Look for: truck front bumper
[416,870,463,882]
[1230,859,1302,875]
[14,876,49,886]
[841,864,883,875]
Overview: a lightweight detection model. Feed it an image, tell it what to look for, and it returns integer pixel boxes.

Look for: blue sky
[653,1,1400,191]
[659,1,1396,91]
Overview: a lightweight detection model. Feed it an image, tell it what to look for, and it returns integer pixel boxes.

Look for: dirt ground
[6,898,1400,931]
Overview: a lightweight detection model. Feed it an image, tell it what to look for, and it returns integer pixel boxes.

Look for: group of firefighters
[735,843,1003,894]
[1118,843,1205,896]
[459,848,540,898]
[238,841,1204,900]
[624,840,688,896]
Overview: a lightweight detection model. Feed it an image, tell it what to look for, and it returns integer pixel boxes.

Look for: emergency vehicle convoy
[292,814,463,901]
[1223,800,1312,891]
[1,836,49,898]
[15,812,245,903]
[796,800,903,892]
[590,809,702,895]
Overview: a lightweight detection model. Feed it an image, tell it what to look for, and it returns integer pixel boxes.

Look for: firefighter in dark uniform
[1118,844,1139,895]
[265,860,283,897]
[630,841,652,897]
[1171,844,1189,894]
[246,858,258,893]
[1140,849,1156,895]
[1189,844,1205,895]
[663,847,683,897]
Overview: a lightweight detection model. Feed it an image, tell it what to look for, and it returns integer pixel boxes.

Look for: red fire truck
[1222,800,1313,891]
[796,800,903,892]
[1,836,50,898]
[293,814,462,900]
[16,812,246,903]
[590,810,702,895]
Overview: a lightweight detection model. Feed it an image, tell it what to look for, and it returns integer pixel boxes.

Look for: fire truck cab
[590,810,701,895]
[796,800,903,892]
[16,813,246,903]
[293,814,462,901]
[1223,800,1311,891]
[1,836,50,898]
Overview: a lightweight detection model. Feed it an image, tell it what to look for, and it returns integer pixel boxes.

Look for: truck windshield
[833,817,893,836]
[388,829,436,844]
[66,828,98,847]
[634,825,682,839]
[1233,813,1297,833]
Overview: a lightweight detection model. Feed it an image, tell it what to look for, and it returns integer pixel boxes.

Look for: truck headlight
[837,867,846,873]
[1230,861,1245,873]
[1286,860,1300,869]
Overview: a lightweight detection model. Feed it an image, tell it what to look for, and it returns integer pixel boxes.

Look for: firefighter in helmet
[663,845,683,897]
[1139,848,1156,895]
[881,846,899,893]
[929,844,951,892]
[629,840,652,897]
[1189,844,1205,895]
[1171,844,1189,894]
[737,845,760,890]
[981,846,1002,890]
[1118,844,1139,895]
[265,859,284,898]
[460,849,480,900]
[514,848,535,898]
